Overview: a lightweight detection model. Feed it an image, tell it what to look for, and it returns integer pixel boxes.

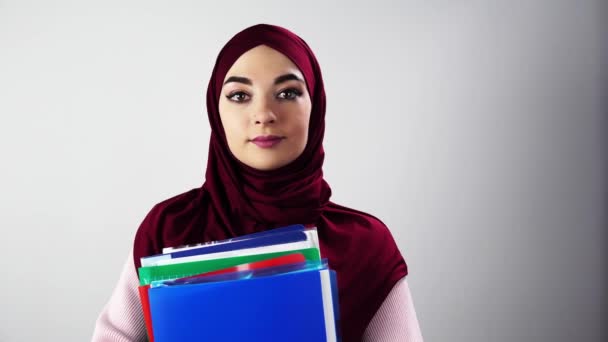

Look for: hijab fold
[133,24,408,341]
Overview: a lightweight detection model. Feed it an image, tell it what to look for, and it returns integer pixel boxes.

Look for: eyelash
[225,88,303,103]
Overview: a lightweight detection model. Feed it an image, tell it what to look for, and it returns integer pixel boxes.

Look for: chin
[245,157,292,171]
[249,161,286,171]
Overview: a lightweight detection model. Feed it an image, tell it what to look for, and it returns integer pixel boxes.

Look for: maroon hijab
[133,24,408,341]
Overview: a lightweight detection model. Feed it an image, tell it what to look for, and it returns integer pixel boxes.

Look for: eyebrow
[223,73,304,86]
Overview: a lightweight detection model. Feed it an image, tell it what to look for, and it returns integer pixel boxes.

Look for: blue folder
[171,229,310,258]
[144,224,308,266]
[148,267,341,342]
[162,224,306,252]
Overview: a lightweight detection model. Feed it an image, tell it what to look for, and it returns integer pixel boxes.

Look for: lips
[250,135,284,148]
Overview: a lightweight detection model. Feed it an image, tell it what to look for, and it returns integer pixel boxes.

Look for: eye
[226,91,250,103]
[277,88,303,101]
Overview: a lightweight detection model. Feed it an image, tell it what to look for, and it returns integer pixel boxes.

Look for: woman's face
[218,45,312,171]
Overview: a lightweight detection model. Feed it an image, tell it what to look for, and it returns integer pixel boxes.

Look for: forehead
[223,45,304,81]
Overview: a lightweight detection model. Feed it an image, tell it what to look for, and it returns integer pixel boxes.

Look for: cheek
[296,116,310,137]
[298,103,312,136]
[219,109,247,145]
[288,109,311,146]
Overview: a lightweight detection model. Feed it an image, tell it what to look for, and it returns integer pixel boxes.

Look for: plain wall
[0,0,606,341]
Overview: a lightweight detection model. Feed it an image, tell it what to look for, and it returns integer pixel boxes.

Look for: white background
[0,1,606,341]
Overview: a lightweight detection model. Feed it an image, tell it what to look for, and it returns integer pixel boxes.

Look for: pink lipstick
[251,135,284,148]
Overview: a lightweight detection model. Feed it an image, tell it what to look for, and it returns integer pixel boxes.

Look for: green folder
[138,247,321,286]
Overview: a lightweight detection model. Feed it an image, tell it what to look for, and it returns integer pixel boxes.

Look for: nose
[251,98,277,125]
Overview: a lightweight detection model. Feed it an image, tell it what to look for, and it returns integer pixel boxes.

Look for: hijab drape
[133,23,408,341]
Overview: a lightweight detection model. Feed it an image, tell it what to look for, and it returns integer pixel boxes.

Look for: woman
[92,23,423,342]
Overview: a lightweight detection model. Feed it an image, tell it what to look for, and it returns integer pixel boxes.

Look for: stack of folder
[137,224,341,342]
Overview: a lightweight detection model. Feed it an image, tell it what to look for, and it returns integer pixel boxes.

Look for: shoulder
[137,188,201,230]
[322,202,409,335]
[145,188,201,222]
[133,188,202,246]
[132,187,204,269]
[322,202,401,256]
[325,201,394,238]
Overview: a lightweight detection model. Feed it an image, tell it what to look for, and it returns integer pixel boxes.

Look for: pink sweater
[92,249,424,341]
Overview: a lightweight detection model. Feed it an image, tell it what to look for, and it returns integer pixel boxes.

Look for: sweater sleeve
[91,249,148,342]
[362,277,424,342]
